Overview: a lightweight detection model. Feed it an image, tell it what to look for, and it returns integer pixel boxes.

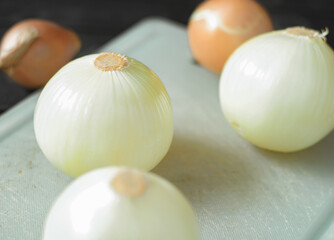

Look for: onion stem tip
[111,170,147,197]
[94,52,128,72]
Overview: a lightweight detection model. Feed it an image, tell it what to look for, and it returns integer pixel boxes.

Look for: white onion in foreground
[219,27,334,152]
[43,167,199,240]
[34,52,173,177]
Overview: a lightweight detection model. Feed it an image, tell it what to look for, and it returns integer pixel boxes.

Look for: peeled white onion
[34,52,173,177]
[219,27,334,152]
[43,167,199,240]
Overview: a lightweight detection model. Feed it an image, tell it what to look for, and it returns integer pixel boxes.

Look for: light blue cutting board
[1,17,334,240]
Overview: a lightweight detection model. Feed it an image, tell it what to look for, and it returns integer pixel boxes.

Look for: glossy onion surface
[220,28,334,152]
[43,167,199,240]
[34,53,173,177]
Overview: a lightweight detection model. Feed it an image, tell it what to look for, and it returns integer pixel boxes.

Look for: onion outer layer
[43,167,199,240]
[0,19,81,88]
[187,0,273,74]
[219,27,334,152]
[34,53,173,177]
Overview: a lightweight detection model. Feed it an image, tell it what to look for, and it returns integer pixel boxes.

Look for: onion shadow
[256,130,334,180]
[153,135,258,209]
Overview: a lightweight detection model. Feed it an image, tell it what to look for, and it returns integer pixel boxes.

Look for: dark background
[0,0,333,114]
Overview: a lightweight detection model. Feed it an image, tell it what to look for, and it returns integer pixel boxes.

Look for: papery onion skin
[34,53,173,177]
[219,27,334,152]
[0,19,81,88]
[188,0,273,74]
[43,167,199,240]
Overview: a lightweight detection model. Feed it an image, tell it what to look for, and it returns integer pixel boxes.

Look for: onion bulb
[34,52,173,177]
[188,0,273,74]
[43,167,199,240]
[219,27,334,152]
[0,19,81,88]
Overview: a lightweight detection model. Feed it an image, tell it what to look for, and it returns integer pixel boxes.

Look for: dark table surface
[0,0,333,114]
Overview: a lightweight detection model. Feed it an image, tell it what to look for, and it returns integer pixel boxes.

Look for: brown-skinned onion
[0,19,81,88]
[188,0,273,74]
